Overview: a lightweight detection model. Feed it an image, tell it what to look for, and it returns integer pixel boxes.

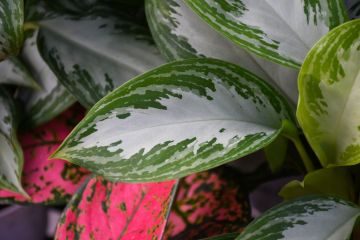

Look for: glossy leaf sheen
[38,15,165,108]
[145,0,300,103]
[52,58,294,182]
[0,87,25,194]
[0,105,89,204]
[55,176,177,240]
[0,57,39,89]
[297,19,360,167]
[185,0,348,68]
[0,0,24,60]
[19,30,75,127]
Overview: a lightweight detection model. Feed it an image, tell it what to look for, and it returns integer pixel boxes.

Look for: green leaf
[297,19,360,167]
[264,136,288,173]
[0,0,24,60]
[19,29,75,127]
[237,196,360,240]
[0,56,39,89]
[52,58,295,182]
[185,0,348,69]
[279,167,356,202]
[38,15,165,108]
[0,87,26,195]
[145,0,299,103]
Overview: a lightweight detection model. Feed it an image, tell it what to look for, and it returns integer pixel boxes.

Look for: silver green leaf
[185,0,348,69]
[19,29,75,127]
[52,58,295,182]
[37,15,165,109]
[0,56,39,89]
[297,19,360,167]
[0,0,24,60]
[0,87,26,195]
[237,196,360,240]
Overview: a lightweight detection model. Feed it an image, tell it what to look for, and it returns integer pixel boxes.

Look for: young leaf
[0,105,89,204]
[0,0,24,60]
[165,167,251,239]
[52,58,295,182]
[19,29,75,127]
[0,87,25,195]
[185,0,348,69]
[236,196,360,240]
[279,167,356,202]
[145,0,299,103]
[0,56,39,89]
[297,19,360,167]
[38,15,165,108]
[55,176,177,240]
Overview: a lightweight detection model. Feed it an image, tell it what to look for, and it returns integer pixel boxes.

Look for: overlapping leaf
[38,14,165,108]
[19,29,75,127]
[185,0,348,69]
[145,0,299,103]
[0,56,39,89]
[237,196,360,239]
[55,176,177,240]
[164,167,251,239]
[297,19,360,167]
[52,58,295,182]
[0,87,25,195]
[0,105,89,204]
[0,0,24,60]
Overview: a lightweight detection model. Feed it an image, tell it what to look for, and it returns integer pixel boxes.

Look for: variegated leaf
[346,0,360,18]
[0,105,89,204]
[0,0,24,60]
[164,167,251,239]
[185,0,348,69]
[0,87,25,195]
[279,167,356,202]
[145,0,299,103]
[297,19,360,167]
[237,196,360,240]
[0,56,39,89]
[19,29,75,127]
[52,58,295,182]
[55,176,177,240]
[38,14,165,108]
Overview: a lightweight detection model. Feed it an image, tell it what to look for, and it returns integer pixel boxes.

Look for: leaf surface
[38,15,165,108]
[237,196,360,240]
[0,105,89,204]
[297,19,360,167]
[185,0,348,68]
[52,58,294,182]
[55,176,177,240]
[0,0,24,60]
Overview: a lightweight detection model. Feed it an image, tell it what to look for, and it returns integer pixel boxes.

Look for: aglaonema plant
[0,0,360,239]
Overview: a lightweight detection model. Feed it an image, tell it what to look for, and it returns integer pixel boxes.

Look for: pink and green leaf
[0,105,89,204]
[55,177,178,240]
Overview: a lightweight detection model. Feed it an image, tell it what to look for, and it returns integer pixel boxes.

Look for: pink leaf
[0,105,90,204]
[164,167,251,239]
[55,176,178,240]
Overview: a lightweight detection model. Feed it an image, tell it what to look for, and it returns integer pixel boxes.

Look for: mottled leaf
[0,87,25,195]
[52,58,295,182]
[185,0,348,69]
[164,167,251,239]
[38,14,165,108]
[237,196,360,240]
[0,105,89,204]
[0,0,24,60]
[279,167,356,202]
[0,56,39,89]
[19,29,75,127]
[145,0,299,103]
[297,19,360,167]
[55,176,177,240]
